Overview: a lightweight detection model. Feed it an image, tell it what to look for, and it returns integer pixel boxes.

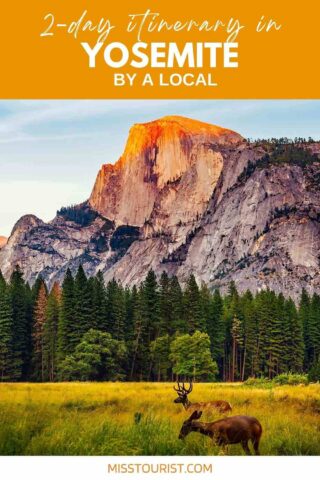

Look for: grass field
[0,382,319,455]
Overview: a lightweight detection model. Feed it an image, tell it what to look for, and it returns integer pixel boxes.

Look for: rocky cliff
[1,115,319,300]
[89,115,242,227]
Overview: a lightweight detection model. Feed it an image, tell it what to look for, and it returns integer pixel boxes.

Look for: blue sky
[0,100,319,237]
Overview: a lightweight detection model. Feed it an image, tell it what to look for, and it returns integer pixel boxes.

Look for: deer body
[173,382,232,415]
[181,398,232,414]
[179,411,262,455]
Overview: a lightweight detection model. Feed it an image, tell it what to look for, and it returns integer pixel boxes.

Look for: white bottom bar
[0,456,319,480]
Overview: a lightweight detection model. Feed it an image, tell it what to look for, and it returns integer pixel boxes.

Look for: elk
[173,381,232,414]
[178,410,262,455]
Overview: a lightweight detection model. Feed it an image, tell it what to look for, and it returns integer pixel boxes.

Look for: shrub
[244,377,272,387]
[244,374,309,387]
[308,361,320,382]
[273,373,309,386]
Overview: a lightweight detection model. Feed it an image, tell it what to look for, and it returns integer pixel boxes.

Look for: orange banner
[1,0,319,98]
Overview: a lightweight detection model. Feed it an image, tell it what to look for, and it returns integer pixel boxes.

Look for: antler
[174,380,193,394]
[183,381,193,394]
[173,381,185,392]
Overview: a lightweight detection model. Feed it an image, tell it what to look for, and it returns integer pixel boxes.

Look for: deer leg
[241,440,251,455]
[253,438,260,456]
[218,444,228,456]
[216,437,229,456]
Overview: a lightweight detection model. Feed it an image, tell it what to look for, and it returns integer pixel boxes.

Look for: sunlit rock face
[89,115,243,227]
[0,236,7,249]
[1,116,319,301]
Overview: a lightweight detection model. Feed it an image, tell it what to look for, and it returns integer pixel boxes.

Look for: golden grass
[0,382,319,455]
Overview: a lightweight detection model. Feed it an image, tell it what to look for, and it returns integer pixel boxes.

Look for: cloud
[0,99,304,143]
[0,130,107,144]
[0,100,181,139]
[0,100,169,147]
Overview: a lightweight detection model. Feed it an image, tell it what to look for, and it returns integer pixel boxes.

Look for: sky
[0,99,319,237]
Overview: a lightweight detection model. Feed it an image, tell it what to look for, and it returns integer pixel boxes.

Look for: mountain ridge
[1,116,319,301]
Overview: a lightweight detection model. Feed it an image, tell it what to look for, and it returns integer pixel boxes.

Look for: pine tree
[106,279,117,333]
[124,285,137,343]
[159,271,172,336]
[299,289,311,369]
[184,274,205,333]
[106,279,126,340]
[92,271,107,331]
[308,294,320,365]
[25,282,34,379]
[0,276,13,381]
[131,271,161,380]
[150,334,171,381]
[240,291,258,378]
[57,268,75,361]
[32,281,48,381]
[9,266,30,380]
[226,281,240,317]
[43,282,61,381]
[262,291,283,378]
[255,290,271,377]
[141,270,161,342]
[231,316,243,381]
[121,286,136,377]
[169,276,185,334]
[277,293,290,372]
[128,272,160,379]
[130,285,149,380]
[222,281,241,381]
[31,275,48,306]
[285,298,304,372]
[73,266,93,343]
[200,283,211,332]
[207,289,225,379]
[112,283,126,341]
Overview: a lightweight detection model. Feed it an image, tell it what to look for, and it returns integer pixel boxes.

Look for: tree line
[246,137,318,145]
[0,266,319,382]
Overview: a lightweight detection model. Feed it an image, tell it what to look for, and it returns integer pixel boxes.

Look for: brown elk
[178,410,262,455]
[173,381,232,414]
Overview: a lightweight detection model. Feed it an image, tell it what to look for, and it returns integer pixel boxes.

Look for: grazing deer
[173,381,232,414]
[178,410,262,455]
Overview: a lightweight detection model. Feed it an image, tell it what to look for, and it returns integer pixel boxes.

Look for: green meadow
[0,382,319,455]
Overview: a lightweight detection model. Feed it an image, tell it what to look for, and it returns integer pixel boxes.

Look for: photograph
[0,100,319,457]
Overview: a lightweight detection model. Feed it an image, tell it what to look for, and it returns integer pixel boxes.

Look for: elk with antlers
[179,410,262,455]
[173,381,232,414]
